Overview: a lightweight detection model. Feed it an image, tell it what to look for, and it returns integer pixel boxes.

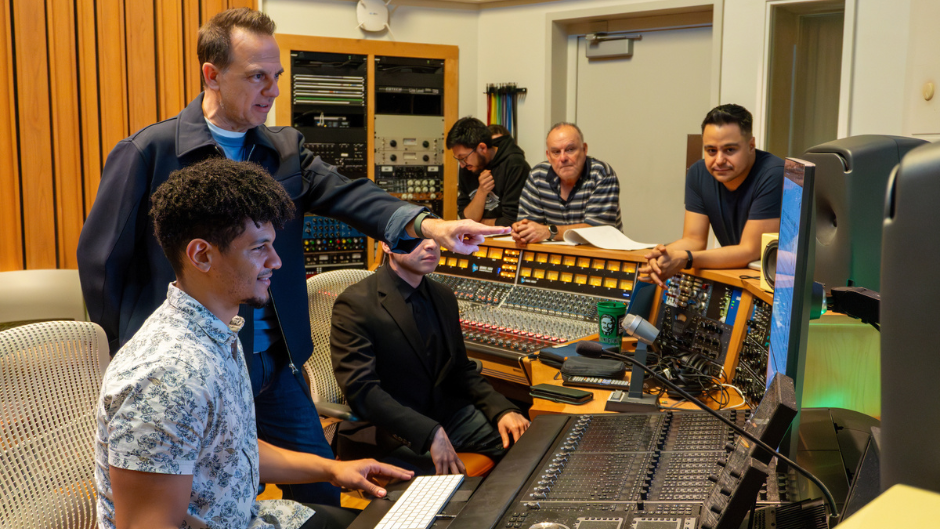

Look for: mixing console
[447,376,797,529]
[430,271,619,358]
[486,410,781,529]
[655,274,742,366]
[458,303,596,354]
[431,245,646,362]
[733,298,772,404]
[430,274,511,305]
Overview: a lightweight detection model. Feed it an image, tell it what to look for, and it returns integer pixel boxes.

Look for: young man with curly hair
[95,158,412,529]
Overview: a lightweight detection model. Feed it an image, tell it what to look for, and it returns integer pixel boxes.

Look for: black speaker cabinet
[803,135,926,293]
[881,140,940,494]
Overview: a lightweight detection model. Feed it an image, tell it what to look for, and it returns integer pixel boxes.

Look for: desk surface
[524,337,747,417]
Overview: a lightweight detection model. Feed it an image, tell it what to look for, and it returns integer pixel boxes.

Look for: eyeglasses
[453,149,475,167]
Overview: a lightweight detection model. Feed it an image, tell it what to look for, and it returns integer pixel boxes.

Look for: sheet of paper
[562,225,656,251]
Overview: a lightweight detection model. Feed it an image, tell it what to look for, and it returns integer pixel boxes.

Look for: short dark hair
[487,123,511,138]
[547,122,584,143]
[198,8,276,72]
[446,117,492,150]
[151,158,295,275]
[701,104,753,137]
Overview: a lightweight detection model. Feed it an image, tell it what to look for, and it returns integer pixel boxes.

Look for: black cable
[602,349,841,525]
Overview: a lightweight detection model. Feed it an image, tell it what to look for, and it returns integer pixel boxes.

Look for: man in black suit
[330,239,530,474]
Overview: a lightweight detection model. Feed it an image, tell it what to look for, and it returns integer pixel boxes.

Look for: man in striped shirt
[512,123,622,244]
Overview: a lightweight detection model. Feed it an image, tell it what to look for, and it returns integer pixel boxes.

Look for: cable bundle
[485,83,527,140]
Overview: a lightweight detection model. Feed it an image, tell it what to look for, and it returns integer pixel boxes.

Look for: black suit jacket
[331,265,518,452]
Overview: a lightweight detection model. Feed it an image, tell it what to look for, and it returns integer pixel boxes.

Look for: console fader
[448,376,798,529]
[432,246,640,360]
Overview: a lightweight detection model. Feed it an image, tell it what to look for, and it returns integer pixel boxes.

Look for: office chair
[304,268,374,444]
[0,269,87,330]
[0,321,110,528]
[303,270,494,478]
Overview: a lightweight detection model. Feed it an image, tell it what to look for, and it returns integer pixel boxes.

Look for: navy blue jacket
[77,94,421,365]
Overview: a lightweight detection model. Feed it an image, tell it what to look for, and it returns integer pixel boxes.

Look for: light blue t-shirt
[206,119,277,354]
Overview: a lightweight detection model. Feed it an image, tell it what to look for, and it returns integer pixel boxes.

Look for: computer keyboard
[375,474,464,529]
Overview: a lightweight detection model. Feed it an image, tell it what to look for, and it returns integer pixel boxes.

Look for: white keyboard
[375,474,465,529]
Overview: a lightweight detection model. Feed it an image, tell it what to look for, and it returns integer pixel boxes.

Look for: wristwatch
[685,250,694,269]
[548,224,558,241]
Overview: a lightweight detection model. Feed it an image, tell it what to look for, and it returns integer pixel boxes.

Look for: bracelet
[413,211,432,239]
[685,250,694,269]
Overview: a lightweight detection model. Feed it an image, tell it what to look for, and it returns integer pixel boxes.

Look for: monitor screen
[766,158,816,403]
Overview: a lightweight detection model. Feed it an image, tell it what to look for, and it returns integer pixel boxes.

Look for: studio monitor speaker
[760,232,778,292]
[803,135,926,293]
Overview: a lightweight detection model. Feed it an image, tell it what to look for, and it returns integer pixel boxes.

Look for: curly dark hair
[701,104,753,137]
[446,116,492,150]
[151,158,295,274]
[198,8,276,73]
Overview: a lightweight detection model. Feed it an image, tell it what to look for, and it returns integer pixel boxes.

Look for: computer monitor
[803,135,925,293]
[766,158,816,456]
[880,141,940,493]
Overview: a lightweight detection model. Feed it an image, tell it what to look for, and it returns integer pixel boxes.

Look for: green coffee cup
[597,301,626,353]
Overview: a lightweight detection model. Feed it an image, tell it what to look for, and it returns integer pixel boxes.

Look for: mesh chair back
[0,321,110,528]
[305,269,373,440]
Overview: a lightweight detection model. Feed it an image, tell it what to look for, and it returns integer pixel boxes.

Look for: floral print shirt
[94,283,314,529]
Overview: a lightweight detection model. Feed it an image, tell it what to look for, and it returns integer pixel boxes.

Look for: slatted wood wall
[0,0,256,272]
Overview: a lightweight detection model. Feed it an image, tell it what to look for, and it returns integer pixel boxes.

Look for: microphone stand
[606,340,659,412]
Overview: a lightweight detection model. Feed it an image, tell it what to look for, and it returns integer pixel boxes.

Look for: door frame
[544,0,724,134]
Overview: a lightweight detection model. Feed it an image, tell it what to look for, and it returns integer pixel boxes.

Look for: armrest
[314,401,359,422]
[471,358,483,374]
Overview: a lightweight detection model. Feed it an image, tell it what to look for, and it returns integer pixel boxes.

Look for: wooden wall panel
[126,0,158,133]
[13,0,56,269]
[96,0,129,177]
[183,0,201,102]
[47,0,83,270]
[157,0,186,121]
[202,0,225,28]
[0,0,259,272]
[0,0,22,271]
[76,0,101,214]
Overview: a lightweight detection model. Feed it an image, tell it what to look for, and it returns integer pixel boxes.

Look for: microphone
[574,340,615,358]
[575,313,839,526]
[622,313,659,345]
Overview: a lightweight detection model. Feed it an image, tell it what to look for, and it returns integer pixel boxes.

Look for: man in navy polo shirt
[640,104,783,286]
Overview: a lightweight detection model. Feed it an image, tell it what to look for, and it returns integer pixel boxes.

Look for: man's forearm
[258,439,334,484]
[461,192,488,223]
[686,244,761,270]
[665,237,708,253]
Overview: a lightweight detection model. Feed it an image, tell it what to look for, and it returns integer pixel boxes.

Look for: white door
[575,26,713,244]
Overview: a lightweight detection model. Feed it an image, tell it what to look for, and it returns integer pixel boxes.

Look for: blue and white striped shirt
[517,157,622,230]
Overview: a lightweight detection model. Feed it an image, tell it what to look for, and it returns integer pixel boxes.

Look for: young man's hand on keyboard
[430,426,466,475]
[328,459,415,498]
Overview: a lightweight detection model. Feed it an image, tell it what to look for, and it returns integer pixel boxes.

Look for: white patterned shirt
[94,283,314,529]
